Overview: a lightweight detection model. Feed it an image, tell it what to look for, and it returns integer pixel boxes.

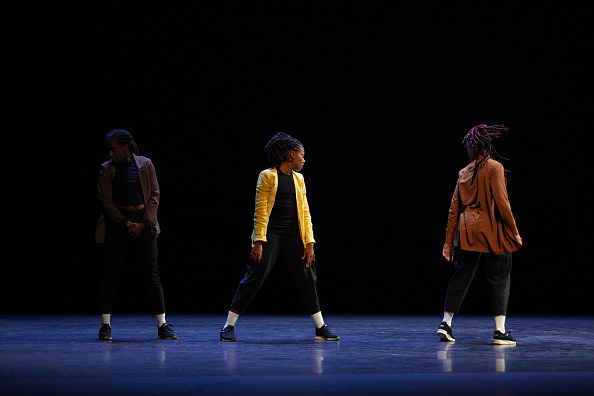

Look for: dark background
[3,2,592,316]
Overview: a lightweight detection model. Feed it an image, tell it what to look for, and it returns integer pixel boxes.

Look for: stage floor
[1,315,593,395]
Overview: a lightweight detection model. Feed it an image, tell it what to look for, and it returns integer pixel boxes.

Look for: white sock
[442,311,454,327]
[494,315,506,333]
[311,311,324,329]
[102,314,111,326]
[224,311,239,329]
[155,313,166,327]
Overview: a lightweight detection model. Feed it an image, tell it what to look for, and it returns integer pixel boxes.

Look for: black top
[112,160,144,206]
[268,167,299,231]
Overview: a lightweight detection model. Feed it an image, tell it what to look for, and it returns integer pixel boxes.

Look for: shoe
[220,325,237,342]
[437,322,455,342]
[158,323,178,339]
[98,323,112,340]
[494,330,516,345]
[315,324,340,341]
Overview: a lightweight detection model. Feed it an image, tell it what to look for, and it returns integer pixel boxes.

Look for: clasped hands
[126,221,145,238]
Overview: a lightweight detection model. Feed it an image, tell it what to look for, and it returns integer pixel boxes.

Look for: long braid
[462,124,510,184]
[105,129,139,155]
[263,132,303,167]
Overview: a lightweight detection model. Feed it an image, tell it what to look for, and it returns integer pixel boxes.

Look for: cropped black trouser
[230,227,321,315]
[99,210,166,314]
[444,248,512,316]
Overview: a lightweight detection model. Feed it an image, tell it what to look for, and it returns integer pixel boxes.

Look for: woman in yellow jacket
[220,132,339,342]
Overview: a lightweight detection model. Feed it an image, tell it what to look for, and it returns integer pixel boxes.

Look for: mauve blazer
[445,158,521,255]
[251,168,315,248]
[95,154,160,244]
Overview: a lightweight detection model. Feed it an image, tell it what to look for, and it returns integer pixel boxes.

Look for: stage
[1,315,593,395]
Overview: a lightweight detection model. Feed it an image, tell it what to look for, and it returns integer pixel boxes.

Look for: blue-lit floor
[1,315,593,395]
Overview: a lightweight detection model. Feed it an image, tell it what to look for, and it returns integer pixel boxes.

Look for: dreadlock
[105,129,139,155]
[462,124,510,184]
[263,132,303,167]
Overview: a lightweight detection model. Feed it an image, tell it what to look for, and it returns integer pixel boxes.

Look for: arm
[299,176,315,266]
[301,183,315,246]
[98,164,127,226]
[250,171,274,261]
[252,171,273,243]
[443,181,461,261]
[141,159,160,230]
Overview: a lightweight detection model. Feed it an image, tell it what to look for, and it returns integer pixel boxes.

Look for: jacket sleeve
[301,178,315,245]
[490,163,519,236]
[253,171,273,243]
[141,159,160,229]
[98,164,127,226]
[444,180,461,244]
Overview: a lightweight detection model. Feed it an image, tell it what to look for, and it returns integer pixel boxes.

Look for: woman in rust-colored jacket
[437,124,522,346]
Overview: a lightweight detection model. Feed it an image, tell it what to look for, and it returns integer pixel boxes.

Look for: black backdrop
[4,2,592,316]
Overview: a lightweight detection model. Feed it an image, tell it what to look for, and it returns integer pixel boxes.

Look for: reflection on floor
[2,315,593,395]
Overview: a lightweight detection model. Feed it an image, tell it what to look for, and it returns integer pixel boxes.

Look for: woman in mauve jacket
[95,129,177,341]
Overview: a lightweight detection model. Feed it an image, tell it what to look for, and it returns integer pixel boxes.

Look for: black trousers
[230,228,321,315]
[99,210,166,314]
[444,248,512,316]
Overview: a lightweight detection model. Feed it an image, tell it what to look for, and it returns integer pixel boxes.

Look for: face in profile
[290,147,305,171]
[107,140,129,164]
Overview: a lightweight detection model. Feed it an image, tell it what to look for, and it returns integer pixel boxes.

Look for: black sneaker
[98,323,112,340]
[220,325,237,342]
[494,330,516,345]
[158,323,178,339]
[437,321,455,342]
[315,324,340,341]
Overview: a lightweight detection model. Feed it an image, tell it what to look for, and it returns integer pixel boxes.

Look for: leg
[98,221,128,340]
[483,252,512,317]
[133,229,178,339]
[437,249,480,342]
[229,233,282,314]
[281,233,320,316]
[99,221,129,314]
[484,252,516,345]
[133,228,166,315]
[443,249,482,315]
[281,234,338,340]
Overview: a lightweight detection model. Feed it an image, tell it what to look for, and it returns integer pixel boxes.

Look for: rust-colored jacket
[445,158,521,255]
[251,168,315,248]
[95,154,160,244]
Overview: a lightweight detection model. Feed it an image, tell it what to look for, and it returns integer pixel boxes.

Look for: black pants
[230,228,321,315]
[444,248,512,316]
[99,210,166,314]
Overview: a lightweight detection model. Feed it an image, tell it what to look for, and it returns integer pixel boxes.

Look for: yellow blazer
[251,168,315,248]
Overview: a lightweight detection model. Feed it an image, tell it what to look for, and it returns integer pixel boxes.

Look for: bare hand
[302,243,315,267]
[442,243,454,262]
[250,242,263,263]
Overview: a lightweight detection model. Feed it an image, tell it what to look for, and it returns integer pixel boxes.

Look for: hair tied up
[105,129,140,155]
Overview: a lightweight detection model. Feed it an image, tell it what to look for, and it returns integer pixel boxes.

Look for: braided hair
[105,129,139,155]
[263,132,303,167]
[462,123,510,183]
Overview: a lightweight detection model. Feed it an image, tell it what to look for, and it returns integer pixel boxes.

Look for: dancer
[438,124,522,345]
[95,129,177,340]
[220,132,339,342]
